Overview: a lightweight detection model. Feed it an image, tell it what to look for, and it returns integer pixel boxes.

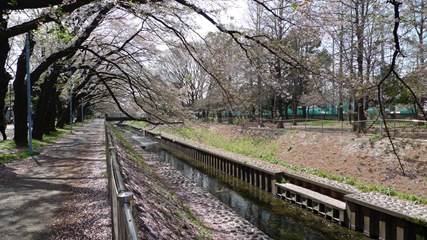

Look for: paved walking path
[0,119,110,239]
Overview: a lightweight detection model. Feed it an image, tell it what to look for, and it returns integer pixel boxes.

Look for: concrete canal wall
[142,129,427,240]
[145,130,284,194]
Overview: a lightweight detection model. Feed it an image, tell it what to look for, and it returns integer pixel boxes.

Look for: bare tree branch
[376,0,426,176]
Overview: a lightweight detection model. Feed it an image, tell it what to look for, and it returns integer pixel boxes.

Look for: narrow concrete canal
[133,134,370,240]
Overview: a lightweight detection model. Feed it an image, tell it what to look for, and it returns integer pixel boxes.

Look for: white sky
[156,0,248,51]
[194,0,248,35]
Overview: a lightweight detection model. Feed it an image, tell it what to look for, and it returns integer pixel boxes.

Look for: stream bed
[133,135,369,240]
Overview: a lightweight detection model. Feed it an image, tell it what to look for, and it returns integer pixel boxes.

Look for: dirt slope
[211,124,427,201]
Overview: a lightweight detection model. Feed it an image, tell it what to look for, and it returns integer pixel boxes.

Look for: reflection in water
[133,135,369,240]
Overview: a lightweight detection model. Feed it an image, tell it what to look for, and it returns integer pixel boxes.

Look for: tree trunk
[13,35,35,145]
[13,77,28,146]
[348,97,353,122]
[45,92,60,133]
[276,95,284,128]
[284,103,290,119]
[56,93,77,129]
[354,0,368,132]
[302,106,307,119]
[257,75,263,127]
[250,105,256,122]
[56,98,66,128]
[338,99,344,121]
[338,20,344,122]
[217,110,222,123]
[33,67,60,139]
[227,111,233,124]
[0,69,11,123]
[75,104,83,124]
[271,94,275,122]
[56,91,79,129]
[0,18,12,128]
[355,97,367,133]
[291,96,298,126]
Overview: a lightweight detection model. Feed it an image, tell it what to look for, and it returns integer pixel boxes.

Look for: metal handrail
[105,123,139,240]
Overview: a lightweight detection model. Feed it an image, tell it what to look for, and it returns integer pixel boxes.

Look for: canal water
[134,135,369,240]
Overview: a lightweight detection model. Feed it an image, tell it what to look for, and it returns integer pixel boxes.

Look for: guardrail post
[108,145,119,239]
[118,191,137,240]
[105,125,139,240]
[107,147,115,196]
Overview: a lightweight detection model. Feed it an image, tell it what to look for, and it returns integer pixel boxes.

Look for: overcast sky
[195,0,249,35]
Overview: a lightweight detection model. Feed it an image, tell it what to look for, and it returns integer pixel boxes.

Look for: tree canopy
[1,0,426,152]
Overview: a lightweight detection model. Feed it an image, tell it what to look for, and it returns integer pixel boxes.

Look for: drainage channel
[134,135,369,240]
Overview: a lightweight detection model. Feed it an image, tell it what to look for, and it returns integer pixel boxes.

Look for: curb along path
[0,119,111,240]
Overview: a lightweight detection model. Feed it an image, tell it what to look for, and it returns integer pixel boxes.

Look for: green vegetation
[55,24,74,43]
[166,126,279,163]
[0,139,17,150]
[0,128,67,164]
[7,0,18,7]
[305,120,339,126]
[0,151,40,164]
[163,125,427,206]
[369,133,383,141]
[34,128,68,146]
[402,215,427,228]
[279,177,287,183]
[183,206,212,240]
[124,120,150,129]
[108,125,150,166]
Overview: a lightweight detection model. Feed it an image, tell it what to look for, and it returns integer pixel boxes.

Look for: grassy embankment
[156,124,427,206]
[108,124,212,239]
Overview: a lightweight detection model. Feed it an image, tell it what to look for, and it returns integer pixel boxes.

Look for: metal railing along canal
[105,124,138,240]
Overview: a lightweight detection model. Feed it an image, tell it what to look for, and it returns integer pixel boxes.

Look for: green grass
[0,140,17,150]
[0,127,69,164]
[33,128,68,147]
[124,120,150,128]
[108,125,148,164]
[163,124,427,206]
[369,133,383,141]
[166,126,279,163]
[305,120,341,127]
[183,206,212,240]
[0,151,41,164]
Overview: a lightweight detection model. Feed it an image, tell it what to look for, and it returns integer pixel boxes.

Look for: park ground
[201,122,427,202]
[0,119,425,239]
[157,123,427,204]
